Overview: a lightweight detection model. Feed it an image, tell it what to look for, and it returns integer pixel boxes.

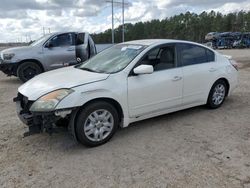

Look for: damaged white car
[14,39,238,147]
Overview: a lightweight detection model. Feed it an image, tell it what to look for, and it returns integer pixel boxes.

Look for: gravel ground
[0,50,250,188]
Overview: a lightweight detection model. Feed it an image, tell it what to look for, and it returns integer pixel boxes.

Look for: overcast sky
[0,0,250,42]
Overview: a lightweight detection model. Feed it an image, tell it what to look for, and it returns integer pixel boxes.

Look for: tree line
[92,11,250,44]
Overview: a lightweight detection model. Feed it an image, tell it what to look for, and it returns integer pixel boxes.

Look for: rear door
[75,33,97,63]
[43,33,76,70]
[177,43,217,105]
[75,32,88,63]
[88,35,97,57]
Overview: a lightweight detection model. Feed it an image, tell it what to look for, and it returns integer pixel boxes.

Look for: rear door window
[178,44,215,66]
[207,49,215,62]
[76,33,85,45]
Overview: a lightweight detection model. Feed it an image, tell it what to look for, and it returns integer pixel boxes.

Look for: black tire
[17,62,43,82]
[75,101,119,147]
[207,79,228,109]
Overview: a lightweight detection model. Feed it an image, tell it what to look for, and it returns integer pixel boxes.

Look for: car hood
[1,46,33,54]
[18,66,110,100]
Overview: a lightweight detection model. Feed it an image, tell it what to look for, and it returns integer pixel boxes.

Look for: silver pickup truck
[0,32,97,82]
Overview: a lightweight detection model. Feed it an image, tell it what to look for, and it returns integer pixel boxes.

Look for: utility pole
[106,0,129,43]
[112,0,114,43]
[122,0,124,42]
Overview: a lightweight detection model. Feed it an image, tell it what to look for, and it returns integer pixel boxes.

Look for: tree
[92,11,250,44]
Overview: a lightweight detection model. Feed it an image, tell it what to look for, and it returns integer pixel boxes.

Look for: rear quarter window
[206,48,215,62]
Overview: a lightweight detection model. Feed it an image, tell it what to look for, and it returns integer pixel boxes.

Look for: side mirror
[133,65,154,75]
[45,41,53,48]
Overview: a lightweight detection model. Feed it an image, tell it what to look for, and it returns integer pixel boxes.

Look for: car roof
[123,39,204,47]
[49,31,88,36]
[122,39,217,53]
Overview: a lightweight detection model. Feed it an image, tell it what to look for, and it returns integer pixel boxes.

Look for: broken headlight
[30,89,74,112]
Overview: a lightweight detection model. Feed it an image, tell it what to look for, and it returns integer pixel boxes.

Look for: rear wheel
[75,101,119,147]
[17,62,43,82]
[207,80,228,109]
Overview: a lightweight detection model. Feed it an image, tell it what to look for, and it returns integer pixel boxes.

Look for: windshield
[77,44,146,73]
[30,34,51,46]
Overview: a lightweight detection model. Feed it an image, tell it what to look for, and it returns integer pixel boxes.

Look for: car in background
[14,39,238,147]
[203,42,215,49]
[0,32,97,82]
[205,32,219,41]
[205,32,250,49]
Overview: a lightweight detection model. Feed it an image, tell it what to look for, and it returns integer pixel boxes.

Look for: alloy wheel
[84,109,114,142]
[212,84,226,105]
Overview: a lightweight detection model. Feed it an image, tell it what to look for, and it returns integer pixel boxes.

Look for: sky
[0,0,250,42]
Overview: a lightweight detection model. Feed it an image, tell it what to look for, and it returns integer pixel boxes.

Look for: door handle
[172,76,182,81]
[209,68,217,72]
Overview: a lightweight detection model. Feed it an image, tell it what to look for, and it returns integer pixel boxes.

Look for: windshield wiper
[79,67,108,74]
[79,67,97,72]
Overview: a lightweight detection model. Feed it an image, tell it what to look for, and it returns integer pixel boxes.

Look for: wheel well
[77,98,124,122]
[215,78,230,96]
[18,59,44,72]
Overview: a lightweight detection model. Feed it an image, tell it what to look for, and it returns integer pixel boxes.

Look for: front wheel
[17,62,43,82]
[75,101,119,147]
[207,80,228,109]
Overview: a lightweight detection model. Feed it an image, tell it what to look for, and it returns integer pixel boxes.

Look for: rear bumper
[0,62,18,76]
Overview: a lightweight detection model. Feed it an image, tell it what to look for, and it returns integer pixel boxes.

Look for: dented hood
[18,66,109,100]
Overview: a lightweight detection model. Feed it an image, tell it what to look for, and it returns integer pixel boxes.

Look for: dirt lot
[0,49,250,188]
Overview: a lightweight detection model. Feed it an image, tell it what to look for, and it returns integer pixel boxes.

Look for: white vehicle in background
[14,39,238,147]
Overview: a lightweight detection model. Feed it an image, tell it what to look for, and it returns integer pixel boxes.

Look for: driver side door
[127,44,183,118]
[43,33,76,70]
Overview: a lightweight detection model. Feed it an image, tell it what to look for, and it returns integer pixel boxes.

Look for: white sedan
[14,39,238,147]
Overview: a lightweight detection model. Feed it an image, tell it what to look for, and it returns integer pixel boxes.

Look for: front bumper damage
[14,93,74,137]
[0,60,18,76]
